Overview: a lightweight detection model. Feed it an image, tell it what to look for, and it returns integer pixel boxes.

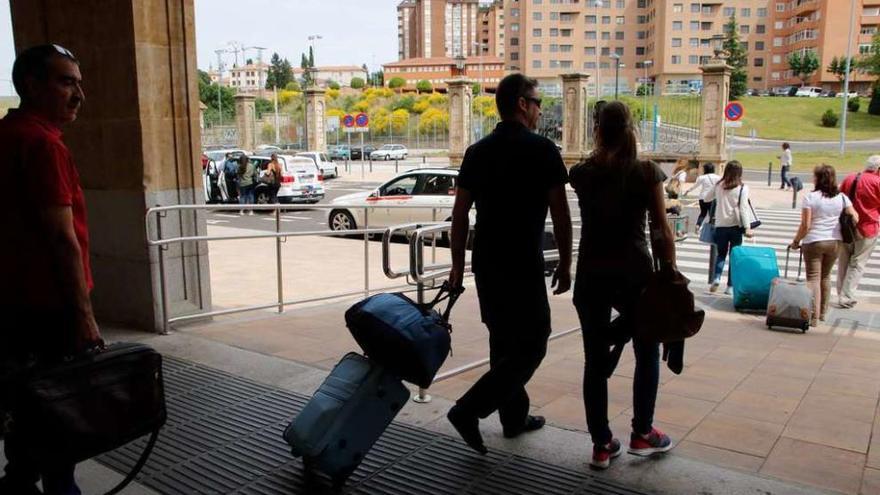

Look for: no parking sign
[724,102,744,121]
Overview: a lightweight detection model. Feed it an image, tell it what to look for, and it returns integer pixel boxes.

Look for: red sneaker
[628,428,673,456]
[590,438,622,469]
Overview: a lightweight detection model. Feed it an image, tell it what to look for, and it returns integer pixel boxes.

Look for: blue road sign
[356,113,369,127]
[343,114,355,127]
[725,102,744,121]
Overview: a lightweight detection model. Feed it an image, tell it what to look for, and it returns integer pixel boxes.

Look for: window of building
[550,43,559,52]
[586,15,596,24]
[672,55,681,64]
[701,22,712,31]
[601,46,610,56]
[756,41,765,50]
[585,46,596,55]
[636,46,646,55]
[616,16,625,24]
[774,21,783,29]
[773,37,783,47]
[689,20,699,30]
[602,16,611,24]
[532,44,542,52]
[741,8,750,18]
[689,37,699,47]
[585,30,597,39]
[511,23,519,32]
[533,28,542,36]
[614,46,624,56]
[776,3,785,12]
[615,31,625,40]
[601,31,611,40]
[740,25,750,34]
[600,62,610,69]
[637,0,646,7]
[561,44,573,52]
[511,37,519,45]
[550,28,559,36]
[689,55,699,64]
[690,3,699,13]
[510,8,519,16]
[672,38,682,47]
[756,24,765,34]
[757,7,767,17]
[673,3,683,13]
[560,60,573,69]
[771,71,781,80]
[550,12,559,20]
[561,29,573,36]
[637,15,647,24]
[532,60,542,69]
[754,58,764,67]
[860,43,874,54]
[673,21,683,30]
[723,7,734,16]
[560,12,575,21]
[584,61,597,69]
[702,6,712,15]
[511,52,519,60]
[533,12,542,20]
[772,54,782,64]
[616,0,625,8]
[637,31,647,39]
[861,26,878,35]
[549,60,559,68]
[863,7,880,16]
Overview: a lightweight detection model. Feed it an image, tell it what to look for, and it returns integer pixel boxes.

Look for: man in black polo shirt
[447,73,572,454]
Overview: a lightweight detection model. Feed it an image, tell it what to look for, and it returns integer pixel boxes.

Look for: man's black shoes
[448,406,488,455]
[503,415,546,439]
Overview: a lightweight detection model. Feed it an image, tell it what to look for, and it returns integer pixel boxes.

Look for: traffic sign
[355,113,369,127]
[343,114,355,128]
[724,102,744,121]
[343,127,369,133]
[724,120,743,128]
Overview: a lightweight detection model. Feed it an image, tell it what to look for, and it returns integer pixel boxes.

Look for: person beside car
[223,152,239,202]
[265,153,283,203]
[237,155,257,215]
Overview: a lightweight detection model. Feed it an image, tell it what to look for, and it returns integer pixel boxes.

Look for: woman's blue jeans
[713,226,743,287]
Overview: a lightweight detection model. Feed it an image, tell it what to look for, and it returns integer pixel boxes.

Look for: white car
[296,151,339,178]
[795,86,822,97]
[836,91,859,98]
[370,144,408,161]
[250,154,325,204]
[327,168,465,231]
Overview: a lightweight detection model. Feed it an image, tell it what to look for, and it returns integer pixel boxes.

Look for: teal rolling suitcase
[730,245,779,311]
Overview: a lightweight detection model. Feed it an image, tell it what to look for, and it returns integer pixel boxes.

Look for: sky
[0,0,400,96]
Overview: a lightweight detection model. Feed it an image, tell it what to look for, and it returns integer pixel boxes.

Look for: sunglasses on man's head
[523,96,542,108]
[52,44,77,60]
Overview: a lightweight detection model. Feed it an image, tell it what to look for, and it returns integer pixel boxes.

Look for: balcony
[792,0,819,16]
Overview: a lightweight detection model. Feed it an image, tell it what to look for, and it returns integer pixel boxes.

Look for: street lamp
[610,53,622,99]
[710,34,726,61]
[592,0,603,97]
[454,54,466,77]
[840,0,857,155]
[642,60,654,131]
[307,34,322,86]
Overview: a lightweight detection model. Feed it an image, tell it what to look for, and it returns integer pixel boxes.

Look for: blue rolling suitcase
[730,245,779,311]
[282,352,408,484]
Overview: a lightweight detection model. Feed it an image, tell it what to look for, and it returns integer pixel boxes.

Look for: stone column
[699,59,732,168]
[10,0,210,332]
[447,78,473,167]
[235,94,256,151]
[560,73,590,166]
[304,87,327,152]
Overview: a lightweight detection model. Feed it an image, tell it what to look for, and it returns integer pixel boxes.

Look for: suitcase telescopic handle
[785,246,803,280]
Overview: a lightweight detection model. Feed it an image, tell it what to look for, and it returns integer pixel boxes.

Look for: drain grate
[97,357,650,494]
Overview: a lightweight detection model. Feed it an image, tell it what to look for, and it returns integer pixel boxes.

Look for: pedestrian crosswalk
[673,208,880,298]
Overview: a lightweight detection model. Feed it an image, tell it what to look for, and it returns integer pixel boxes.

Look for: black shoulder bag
[840,174,860,244]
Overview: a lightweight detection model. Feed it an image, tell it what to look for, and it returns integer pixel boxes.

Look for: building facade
[499,0,878,96]
[292,66,370,87]
[383,56,505,90]
[397,0,485,59]
[226,63,269,94]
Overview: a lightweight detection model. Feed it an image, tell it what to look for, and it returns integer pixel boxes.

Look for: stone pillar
[699,59,732,168]
[304,87,326,152]
[10,0,210,332]
[447,78,474,167]
[235,94,256,151]
[560,73,590,166]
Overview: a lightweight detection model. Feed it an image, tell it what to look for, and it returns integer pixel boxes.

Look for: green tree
[788,50,820,86]
[416,80,433,93]
[472,82,482,95]
[372,70,385,87]
[198,69,212,87]
[388,77,406,91]
[198,78,236,123]
[308,46,315,67]
[265,52,294,89]
[723,15,748,100]
[391,95,416,112]
[255,98,273,118]
[285,81,301,91]
[350,77,366,89]
[328,80,341,90]
[859,31,880,116]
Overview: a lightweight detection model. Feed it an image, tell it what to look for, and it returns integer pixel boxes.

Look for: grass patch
[729,96,880,141]
[733,150,872,173]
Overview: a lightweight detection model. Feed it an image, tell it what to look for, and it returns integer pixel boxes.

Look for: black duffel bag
[8,342,166,494]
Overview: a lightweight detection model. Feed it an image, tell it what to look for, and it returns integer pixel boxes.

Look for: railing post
[364,208,370,298]
[395,158,399,174]
[413,234,432,404]
[767,161,772,187]
[155,209,170,335]
[275,207,284,314]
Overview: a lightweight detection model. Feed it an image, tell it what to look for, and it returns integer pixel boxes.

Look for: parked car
[296,151,339,179]
[770,86,793,97]
[327,168,465,231]
[255,144,283,154]
[795,86,823,97]
[836,91,859,98]
[370,144,408,161]
[746,88,762,97]
[349,145,377,160]
[250,154,325,204]
[204,148,248,164]
[329,145,351,160]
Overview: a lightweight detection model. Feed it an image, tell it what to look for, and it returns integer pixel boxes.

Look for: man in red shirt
[1,44,102,495]
[837,156,880,308]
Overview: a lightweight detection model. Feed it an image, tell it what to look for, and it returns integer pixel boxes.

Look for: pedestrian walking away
[704,161,755,294]
[836,156,880,308]
[790,164,858,326]
[569,101,677,470]
[237,154,257,214]
[446,73,573,455]
[0,43,104,495]
[685,162,720,233]
[778,142,793,190]
[265,153,283,204]
[223,152,240,202]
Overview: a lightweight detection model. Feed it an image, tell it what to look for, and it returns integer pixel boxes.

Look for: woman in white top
[685,162,721,233]
[704,161,754,294]
[778,142,793,190]
[790,164,859,326]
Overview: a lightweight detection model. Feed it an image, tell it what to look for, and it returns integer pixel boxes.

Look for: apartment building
[770,0,879,93]
[500,0,876,97]
[291,66,370,88]
[480,0,506,58]
[397,0,484,60]
[226,63,269,94]
[383,56,505,90]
